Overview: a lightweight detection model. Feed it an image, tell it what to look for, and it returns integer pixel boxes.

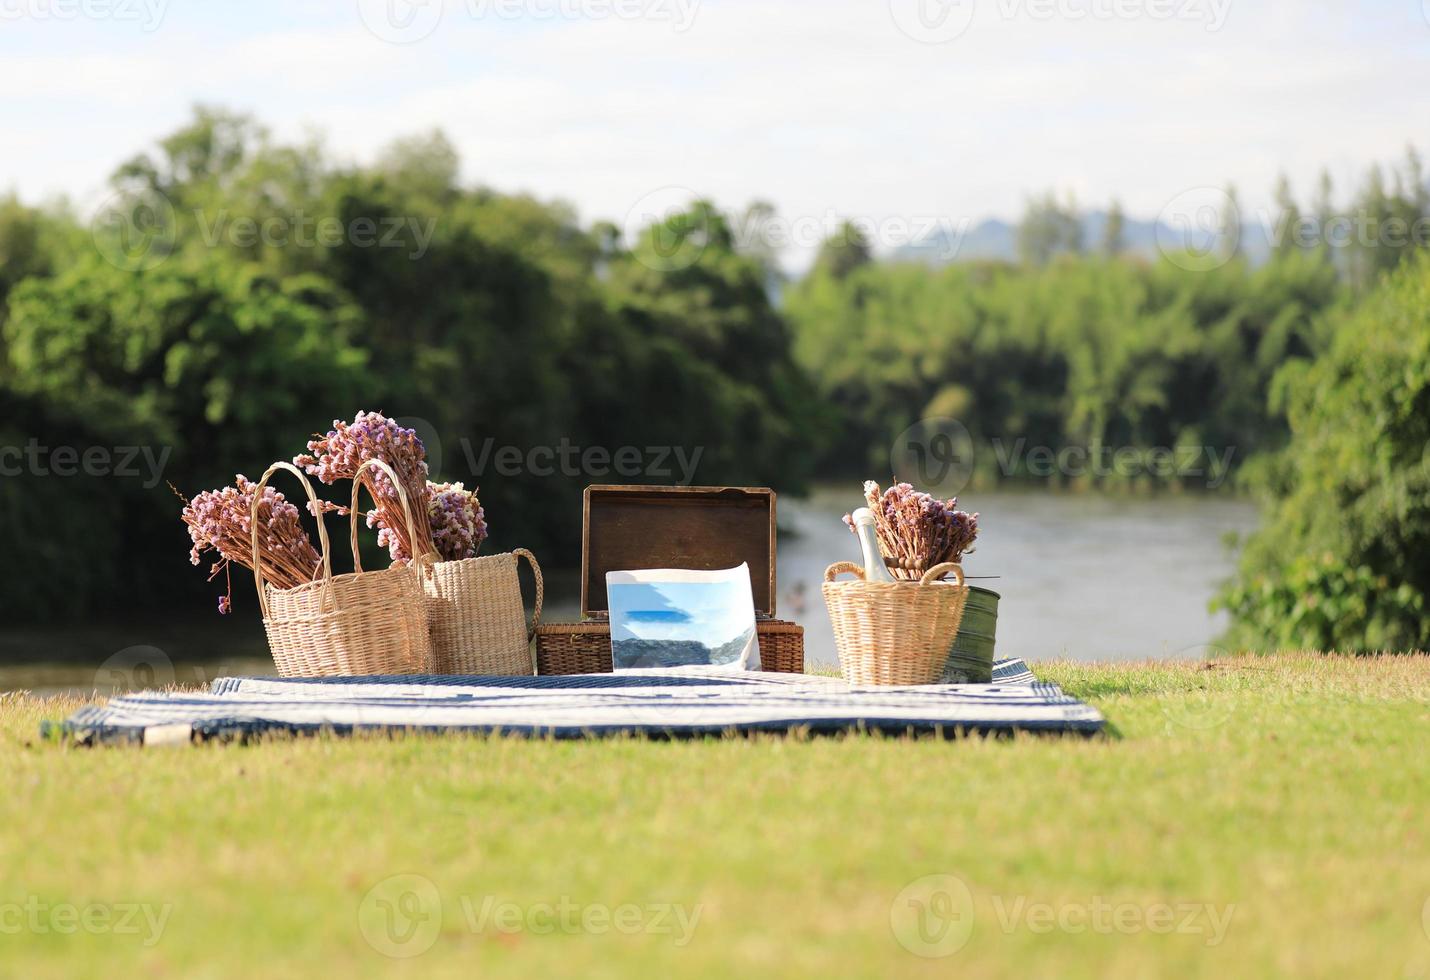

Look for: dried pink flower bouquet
[426,482,488,563]
[180,476,325,614]
[844,480,979,581]
[295,411,438,565]
[184,411,493,613]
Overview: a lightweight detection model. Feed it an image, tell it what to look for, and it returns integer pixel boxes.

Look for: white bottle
[850,508,900,583]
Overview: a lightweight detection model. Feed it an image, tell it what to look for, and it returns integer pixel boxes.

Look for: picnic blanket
[51,658,1104,745]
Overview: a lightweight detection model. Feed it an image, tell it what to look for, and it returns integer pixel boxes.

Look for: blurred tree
[1101,199,1126,257]
[812,220,873,280]
[1219,183,1243,262]
[1219,254,1430,650]
[1272,173,1304,258]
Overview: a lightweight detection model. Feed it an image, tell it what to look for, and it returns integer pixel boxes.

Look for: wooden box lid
[581,485,777,619]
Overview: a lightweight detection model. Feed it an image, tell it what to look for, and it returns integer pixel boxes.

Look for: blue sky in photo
[4,0,1428,270]
[609,580,754,644]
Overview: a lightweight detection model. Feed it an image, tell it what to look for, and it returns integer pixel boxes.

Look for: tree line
[0,107,1425,649]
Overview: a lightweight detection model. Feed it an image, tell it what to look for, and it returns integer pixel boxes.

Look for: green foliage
[0,109,820,620]
[784,249,1343,481]
[1218,254,1430,650]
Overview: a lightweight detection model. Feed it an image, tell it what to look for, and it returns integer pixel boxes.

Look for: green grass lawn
[2,654,1428,979]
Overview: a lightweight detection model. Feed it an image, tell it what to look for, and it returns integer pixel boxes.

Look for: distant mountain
[613,627,756,669]
[892,210,1272,266]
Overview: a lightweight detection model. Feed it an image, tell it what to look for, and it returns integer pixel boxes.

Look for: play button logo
[358,0,445,45]
[888,0,976,44]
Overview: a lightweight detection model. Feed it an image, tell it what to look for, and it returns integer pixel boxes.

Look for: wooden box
[534,485,804,674]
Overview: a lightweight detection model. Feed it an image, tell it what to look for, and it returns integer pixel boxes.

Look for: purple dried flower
[296,410,436,562]
[179,476,324,614]
[844,480,979,580]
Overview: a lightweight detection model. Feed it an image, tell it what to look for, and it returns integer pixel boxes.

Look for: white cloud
[1,0,1427,269]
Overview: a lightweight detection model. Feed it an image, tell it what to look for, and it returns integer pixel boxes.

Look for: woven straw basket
[822,561,968,686]
[425,549,543,675]
[251,460,433,677]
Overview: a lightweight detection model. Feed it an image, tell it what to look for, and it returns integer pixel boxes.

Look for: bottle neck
[851,509,899,583]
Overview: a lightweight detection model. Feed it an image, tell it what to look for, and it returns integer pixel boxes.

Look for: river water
[0,489,1257,695]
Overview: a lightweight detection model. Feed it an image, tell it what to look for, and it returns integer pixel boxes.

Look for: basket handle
[349,458,428,572]
[250,461,335,620]
[824,561,865,583]
[919,563,966,587]
[513,548,544,641]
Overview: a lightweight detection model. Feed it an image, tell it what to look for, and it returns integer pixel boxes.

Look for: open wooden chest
[533,485,805,674]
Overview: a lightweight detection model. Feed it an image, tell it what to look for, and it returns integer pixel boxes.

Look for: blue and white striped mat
[53,658,1104,745]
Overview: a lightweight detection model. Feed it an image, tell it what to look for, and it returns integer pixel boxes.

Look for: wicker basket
[822,561,968,686]
[251,460,433,678]
[534,619,805,675]
[425,549,543,675]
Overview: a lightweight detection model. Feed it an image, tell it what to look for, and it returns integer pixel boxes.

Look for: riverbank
[4,654,1427,978]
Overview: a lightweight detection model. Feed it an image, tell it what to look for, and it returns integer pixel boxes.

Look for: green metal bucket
[940,585,999,684]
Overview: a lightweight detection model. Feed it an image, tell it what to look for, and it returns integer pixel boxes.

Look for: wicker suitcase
[534,485,804,675]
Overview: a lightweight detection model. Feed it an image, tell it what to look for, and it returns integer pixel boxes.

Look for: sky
[608,581,753,643]
[3,0,1429,269]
